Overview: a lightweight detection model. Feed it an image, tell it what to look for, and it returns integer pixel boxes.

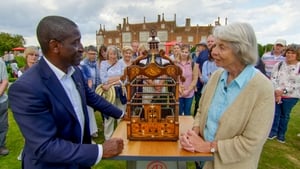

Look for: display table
[111,116,213,169]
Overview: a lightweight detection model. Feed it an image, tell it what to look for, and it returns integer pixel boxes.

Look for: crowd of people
[0,15,299,169]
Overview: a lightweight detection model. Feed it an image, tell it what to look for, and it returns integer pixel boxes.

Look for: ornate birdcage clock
[121,29,184,141]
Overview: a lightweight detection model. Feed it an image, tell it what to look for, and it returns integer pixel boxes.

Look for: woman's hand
[275,89,283,104]
[179,85,185,96]
[182,89,190,97]
[275,96,282,104]
[179,132,195,152]
[274,89,283,97]
[180,129,211,153]
[186,130,210,153]
[102,84,111,91]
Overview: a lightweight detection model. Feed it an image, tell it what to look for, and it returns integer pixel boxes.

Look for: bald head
[36,15,78,54]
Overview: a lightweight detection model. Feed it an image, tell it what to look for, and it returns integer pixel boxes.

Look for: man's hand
[102,138,124,158]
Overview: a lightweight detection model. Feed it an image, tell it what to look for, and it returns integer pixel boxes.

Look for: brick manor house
[96,14,224,52]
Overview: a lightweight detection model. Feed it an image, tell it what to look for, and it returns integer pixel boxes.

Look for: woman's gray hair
[106,45,121,59]
[213,22,258,65]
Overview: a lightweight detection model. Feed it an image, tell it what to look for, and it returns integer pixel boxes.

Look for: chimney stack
[123,18,126,25]
[185,18,191,27]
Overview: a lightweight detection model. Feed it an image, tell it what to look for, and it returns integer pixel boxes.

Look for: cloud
[39,0,58,10]
[0,0,299,47]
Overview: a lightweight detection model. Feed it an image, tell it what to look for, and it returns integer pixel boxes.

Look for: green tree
[0,32,25,56]
[263,44,274,54]
[257,43,274,57]
[258,43,264,57]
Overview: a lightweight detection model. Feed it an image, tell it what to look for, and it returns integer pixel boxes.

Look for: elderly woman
[119,46,133,67]
[180,22,275,169]
[100,45,125,140]
[17,46,39,77]
[269,44,300,143]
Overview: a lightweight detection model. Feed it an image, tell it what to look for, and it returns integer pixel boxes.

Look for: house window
[176,36,182,42]
[139,32,149,42]
[201,36,207,42]
[122,32,131,42]
[96,36,104,44]
[157,31,168,42]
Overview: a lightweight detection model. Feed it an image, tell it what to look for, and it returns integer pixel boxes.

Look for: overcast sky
[1,0,299,47]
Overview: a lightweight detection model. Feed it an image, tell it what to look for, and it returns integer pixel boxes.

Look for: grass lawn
[0,102,300,169]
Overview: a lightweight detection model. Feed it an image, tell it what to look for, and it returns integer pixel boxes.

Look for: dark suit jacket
[8,58,123,169]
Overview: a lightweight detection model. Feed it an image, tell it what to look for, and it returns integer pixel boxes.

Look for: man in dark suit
[8,15,124,169]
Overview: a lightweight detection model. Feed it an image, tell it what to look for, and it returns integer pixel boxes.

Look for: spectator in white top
[268,44,300,143]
